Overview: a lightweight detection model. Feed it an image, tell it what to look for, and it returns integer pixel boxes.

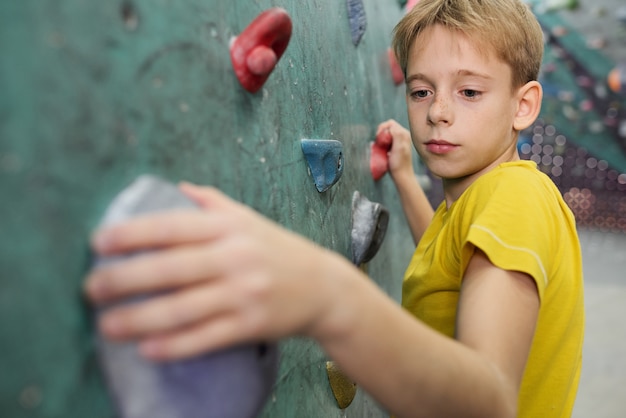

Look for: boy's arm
[377,120,434,244]
[85,186,537,418]
[318,248,539,418]
[391,169,433,245]
[456,249,539,408]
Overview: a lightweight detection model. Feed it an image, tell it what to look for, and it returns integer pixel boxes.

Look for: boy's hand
[377,119,433,244]
[376,119,414,181]
[84,183,350,361]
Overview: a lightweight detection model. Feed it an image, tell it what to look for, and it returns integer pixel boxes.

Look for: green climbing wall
[0,1,416,416]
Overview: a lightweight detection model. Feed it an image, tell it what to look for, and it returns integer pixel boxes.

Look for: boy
[85,0,584,417]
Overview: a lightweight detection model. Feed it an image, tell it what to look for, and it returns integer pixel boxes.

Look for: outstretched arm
[85,184,538,418]
[377,119,434,245]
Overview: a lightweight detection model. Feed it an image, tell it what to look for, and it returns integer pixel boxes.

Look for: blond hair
[393,0,544,89]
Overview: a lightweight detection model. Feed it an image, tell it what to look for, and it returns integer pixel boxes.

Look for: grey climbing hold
[350,191,389,265]
[93,175,279,418]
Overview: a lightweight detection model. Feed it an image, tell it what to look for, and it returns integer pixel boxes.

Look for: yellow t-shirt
[402,161,584,418]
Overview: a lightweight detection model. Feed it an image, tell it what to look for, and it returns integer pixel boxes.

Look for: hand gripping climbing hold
[301,139,344,193]
[93,175,279,418]
[230,8,292,93]
[370,129,392,181]
[351,191,390,266]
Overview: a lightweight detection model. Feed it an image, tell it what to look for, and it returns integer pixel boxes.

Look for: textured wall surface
[0,1,417,417]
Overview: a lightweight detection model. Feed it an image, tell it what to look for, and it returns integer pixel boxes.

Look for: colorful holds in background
[230,8,293,93]
[607,63,626,95]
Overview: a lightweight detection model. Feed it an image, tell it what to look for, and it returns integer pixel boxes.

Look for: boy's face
[405,25,522,189]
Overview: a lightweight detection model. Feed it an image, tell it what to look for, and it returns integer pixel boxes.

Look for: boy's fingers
[97,281,234,342]
[376,119,395,135]
[85,241,230,303]
[91,210,228,255]
[138,314,252,361]
[178,182,234,210]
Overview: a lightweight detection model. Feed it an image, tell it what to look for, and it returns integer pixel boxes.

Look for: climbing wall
[0,1,417,417]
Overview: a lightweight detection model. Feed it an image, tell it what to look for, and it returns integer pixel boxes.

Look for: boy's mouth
[425,139,457,154]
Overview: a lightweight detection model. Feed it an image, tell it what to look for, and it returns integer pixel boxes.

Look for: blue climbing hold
[347,0,367,46]
[301,139,345,193]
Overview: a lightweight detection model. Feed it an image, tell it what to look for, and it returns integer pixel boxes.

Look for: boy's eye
[462,89,479,98]
[411,90,430,99]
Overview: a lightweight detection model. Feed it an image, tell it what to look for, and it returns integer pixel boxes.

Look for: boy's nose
[427,94,451,125]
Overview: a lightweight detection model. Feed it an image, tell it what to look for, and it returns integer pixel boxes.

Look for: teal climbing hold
[301,139,345,193]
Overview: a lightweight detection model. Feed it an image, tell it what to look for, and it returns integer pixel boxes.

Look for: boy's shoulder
[488,160,540,179]
[473,160,546,193]
[461,160,560,214]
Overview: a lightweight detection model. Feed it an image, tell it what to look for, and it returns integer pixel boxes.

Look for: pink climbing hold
[388,0,422,85]
[388,48,404,85]
[405,0,421,12]
[230,8,292,93]
[370,130,393,181]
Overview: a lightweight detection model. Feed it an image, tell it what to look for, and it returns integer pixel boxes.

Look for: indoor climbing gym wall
[0,1,418,417]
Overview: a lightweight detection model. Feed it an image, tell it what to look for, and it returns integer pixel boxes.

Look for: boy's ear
[513,81,542,131]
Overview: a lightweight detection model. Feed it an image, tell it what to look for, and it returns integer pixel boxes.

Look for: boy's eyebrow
[405,73,429,84]
[456,69,493,80]
[405,70,493,84]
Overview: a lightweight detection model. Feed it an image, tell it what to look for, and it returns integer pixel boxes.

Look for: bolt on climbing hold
[230,8,292,93]
[301,139,344,193]
[93,175,279,418]
[120,1,139,31]
[370,129,392,181]
[326,361,357,409]
[351,191,390,266]
[346,0,367,46]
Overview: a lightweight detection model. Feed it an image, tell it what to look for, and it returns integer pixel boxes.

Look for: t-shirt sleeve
[457,170,557,300]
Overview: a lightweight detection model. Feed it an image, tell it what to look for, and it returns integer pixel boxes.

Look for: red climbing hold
[370,130,393,181]
[388,48,404,85]
[230,8,292,93]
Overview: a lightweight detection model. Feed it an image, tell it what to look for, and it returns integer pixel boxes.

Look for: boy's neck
[442,151,521,208]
